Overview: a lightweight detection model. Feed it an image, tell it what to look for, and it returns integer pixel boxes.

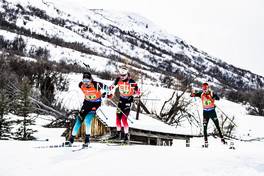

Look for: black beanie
[83,72,92,79]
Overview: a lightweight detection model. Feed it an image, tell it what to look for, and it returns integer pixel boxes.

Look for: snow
[2,111,264,176]
[1,136,264,176]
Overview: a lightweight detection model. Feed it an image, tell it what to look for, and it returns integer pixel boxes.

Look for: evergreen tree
[0,88,13,140]
[14,77,37,140]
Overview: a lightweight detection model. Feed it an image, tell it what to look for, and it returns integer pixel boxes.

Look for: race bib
[85,94,97,100]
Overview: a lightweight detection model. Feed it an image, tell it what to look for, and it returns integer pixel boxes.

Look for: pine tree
[0,88,13,140]
[14,77,37,140]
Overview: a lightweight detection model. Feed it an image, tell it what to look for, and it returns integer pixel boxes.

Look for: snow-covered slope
[1,0,264,90]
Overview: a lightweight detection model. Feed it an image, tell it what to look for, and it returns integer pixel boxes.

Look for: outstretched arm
[106,78,120,98]
[79,82,83,88]
[212,92,220,100]
[190,90,202,98]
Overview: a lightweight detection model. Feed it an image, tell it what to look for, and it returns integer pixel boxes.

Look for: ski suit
[191,90,224,143]
[111,77,139,134]
[70,81,107,143]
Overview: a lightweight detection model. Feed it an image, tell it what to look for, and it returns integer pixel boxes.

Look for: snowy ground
[1,116,264,176]
[1,137,264,176]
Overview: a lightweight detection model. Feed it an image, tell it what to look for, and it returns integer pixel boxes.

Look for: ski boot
[108,131,121,140]
[69,135,75,144]
[123,133,129,141]
[202,141,208,148]
[63,135,75,147]
[63,141,72,147]
[83,134,90,148]
[123,133,129,144]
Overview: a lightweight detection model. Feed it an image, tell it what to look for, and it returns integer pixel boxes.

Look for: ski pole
[97,108,108,120]
[215,105,237,127]
[140,98,161,101]
[193,97,203,134]
[107,98,134,124]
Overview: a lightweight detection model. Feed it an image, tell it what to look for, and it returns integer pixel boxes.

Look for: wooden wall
[67,117,109,142]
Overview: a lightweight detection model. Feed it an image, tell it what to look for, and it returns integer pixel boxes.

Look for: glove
[135,89,141,96]
[190,89,196,97]
[102,92,106,98]
[107,94,113,99]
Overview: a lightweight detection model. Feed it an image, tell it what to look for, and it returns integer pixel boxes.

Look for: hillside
[1,0,264,90]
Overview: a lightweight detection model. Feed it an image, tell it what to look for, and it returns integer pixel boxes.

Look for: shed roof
[97,105,194,136]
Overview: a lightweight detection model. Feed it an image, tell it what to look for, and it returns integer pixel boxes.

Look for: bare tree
[158,79,201,129]
[216,114,236,138]
[246,89,264,116]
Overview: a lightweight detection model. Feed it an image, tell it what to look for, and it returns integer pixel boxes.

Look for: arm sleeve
[190,91,202,97]
[113,78,119,86]
[212,92,220,100]
[79,82,83,88]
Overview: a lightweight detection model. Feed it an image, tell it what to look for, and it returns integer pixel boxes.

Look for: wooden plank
[130,130,188,140]
[129,127,193,139]
[136,100,140,120]
[139,100,151,114]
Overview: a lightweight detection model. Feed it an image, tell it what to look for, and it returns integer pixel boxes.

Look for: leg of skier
[83,112,95,147]
[212,116,227,144]
[108,111,122,140]
[116,112,122,139]
[121,111,130,141]
[203,114,210,147]
[68,116,82,145]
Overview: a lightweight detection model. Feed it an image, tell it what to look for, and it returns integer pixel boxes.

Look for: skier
[108,66,140,142]
[191,82,226,147]
[67,72,107,147]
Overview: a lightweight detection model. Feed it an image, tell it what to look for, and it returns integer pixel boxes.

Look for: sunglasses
[120,74,127,77]
[83,79,91,83]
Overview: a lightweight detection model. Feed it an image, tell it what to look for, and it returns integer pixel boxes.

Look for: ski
[72,145,91,152]
[100,139,127,144]
[100,139,143,146]
[201,141,235,150]
[34,141,80,149]
[106,140,129,146]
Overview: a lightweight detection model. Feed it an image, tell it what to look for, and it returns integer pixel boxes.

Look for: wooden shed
[65,107,194,146]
